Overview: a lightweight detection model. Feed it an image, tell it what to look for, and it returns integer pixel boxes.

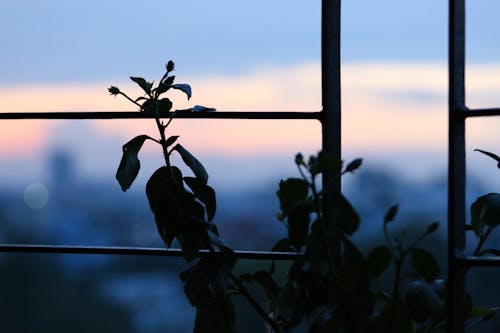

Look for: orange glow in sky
[0,62,498,160]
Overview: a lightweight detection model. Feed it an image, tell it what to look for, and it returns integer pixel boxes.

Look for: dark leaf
[471,193,500,237]
[116,135,153,191]
[465,224,474,231]
[180,255,234,307]
[366,245,392,278]
[475,149,500,169]
[193,297,236,333]
[406,280,445,322]
[478,248,500,256]
[336,193,360,236]
[426,221,439,234]
[140,99,155,113]
[469,306,498,320]
[174,105,216,115]
[146,167,185,247]
[164,135,179,148]
[384,204,399,224]
[308,152,342,176]
[134,96,148,102]
[288,200,313,249]
[410,248,440,282]
[171,83,192,99]
[304,219,330,280]
[271,238,293,252]
[157,98,172,113]
[206,228,235,261]
[344,158,363,174]
[306,305,334,333]
[248,270,280,306]
[370,298,412,333]
[130,76,152,94]
[174,144,209,184]
[277,178,309,216]
[164,75,175,86]
[184,177,216,221]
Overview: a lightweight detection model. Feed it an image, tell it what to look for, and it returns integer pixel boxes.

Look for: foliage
[110,61,498,333]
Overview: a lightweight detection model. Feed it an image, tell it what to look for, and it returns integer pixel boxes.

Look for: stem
[227,272,281,333]
[473,226,493,256]
[119,91,142,108]
[152,104,171,168]
[388,250,404,333]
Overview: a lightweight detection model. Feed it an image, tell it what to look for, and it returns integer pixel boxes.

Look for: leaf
[366,245,392,278]
[288,200,313,250]
[426,221,439,234]
[164,135,179,148]
[171,83,192,99]
[146,166,184,247]
[370,298,412,333]
[306,305,334,333]
[243,270,280,306]
[277,178,310,216]
[183,177,216,221]
[478,248,500,256]
[116,135,153,191]
[410,248,440,281]
[384,204,399,224]
[405,280,444,322]
[271,238,293,252]
[180,255,234,307]
[130,76,152,94]
[343,158,363,174]
[140,99,155,112]
[471,193,500,237]
[190,105,216,112]
[193,297,236,333]
[174,144,209,184]
[163,75,175,86]
[336,193,360,236]
[157,98,172,113]
[338,236,373,318]
[469,306,498,320]
[475,149,500,169]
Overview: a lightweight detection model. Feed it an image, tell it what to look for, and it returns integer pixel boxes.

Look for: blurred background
[0,0,499,332]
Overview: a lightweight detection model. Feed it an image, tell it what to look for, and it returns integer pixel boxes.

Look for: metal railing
[448,0,500,332]
[0,2,341,264]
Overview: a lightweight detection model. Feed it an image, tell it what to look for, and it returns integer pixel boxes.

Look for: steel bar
[321,0,342,265]
[448,0,467,332]
[0,244,302,260]
[0,111,321,120]
[456,256,500,267]
[463,108,500,118]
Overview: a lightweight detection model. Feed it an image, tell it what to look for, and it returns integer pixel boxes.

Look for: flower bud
[108,86,120,95]
[166,60,175,72]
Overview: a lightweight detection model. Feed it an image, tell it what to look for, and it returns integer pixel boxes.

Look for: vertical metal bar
[448,0,467,332]
[321,0,342,263]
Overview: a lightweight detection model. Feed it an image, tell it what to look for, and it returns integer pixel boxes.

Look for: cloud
[0,61,498,159]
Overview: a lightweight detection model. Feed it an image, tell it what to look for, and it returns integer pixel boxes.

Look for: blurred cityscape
[0,146,499,332]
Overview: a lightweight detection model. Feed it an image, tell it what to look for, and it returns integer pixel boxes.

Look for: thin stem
[388,252,404,333]
[119,91,142,108]
[473,226,493,256]
[227,272,281,333]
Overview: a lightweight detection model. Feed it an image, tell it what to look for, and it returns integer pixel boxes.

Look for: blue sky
[0,0,498,189]
[2,0,497,85]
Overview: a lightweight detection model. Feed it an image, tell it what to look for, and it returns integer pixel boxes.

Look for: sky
[0,0,499,188]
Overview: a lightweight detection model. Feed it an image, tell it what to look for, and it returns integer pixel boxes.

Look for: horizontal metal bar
[0,244,302,260]
[456,255,500,267]
[0,111,322,120]
[463,107,500,118]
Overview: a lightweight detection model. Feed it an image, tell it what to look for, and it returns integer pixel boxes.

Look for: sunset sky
[0,0,499,187]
